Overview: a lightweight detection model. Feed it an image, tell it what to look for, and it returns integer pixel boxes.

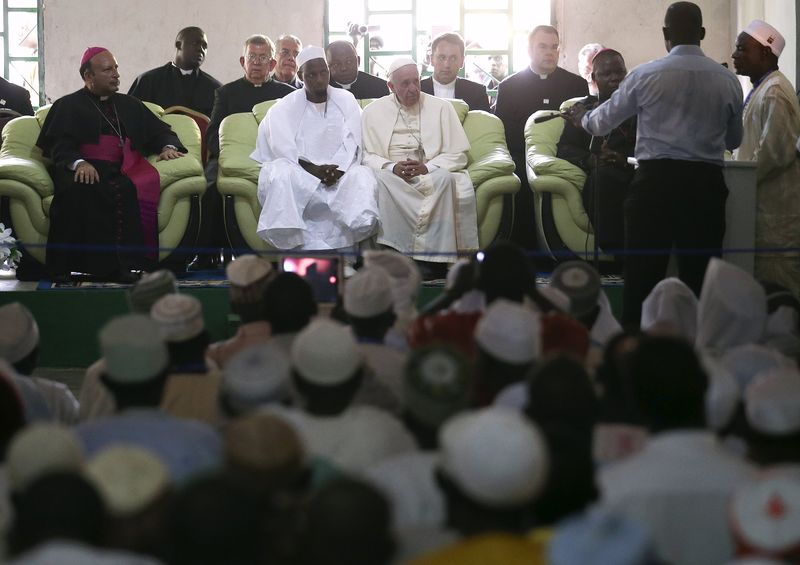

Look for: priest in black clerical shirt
[128,26,222,118]
[495,25,588,249]
[326,40,389,99]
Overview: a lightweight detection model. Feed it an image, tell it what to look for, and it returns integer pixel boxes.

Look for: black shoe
[187,254,221,272]
[112,270,141,284]
[416,261,448,282]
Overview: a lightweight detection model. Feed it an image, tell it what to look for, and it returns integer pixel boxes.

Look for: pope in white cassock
[251,46,379,251]
[361,58,479,264]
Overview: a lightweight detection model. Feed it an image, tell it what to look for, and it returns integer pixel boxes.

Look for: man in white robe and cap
[361,58,478,270]
[251,46,378,251]
[732,20,800,297]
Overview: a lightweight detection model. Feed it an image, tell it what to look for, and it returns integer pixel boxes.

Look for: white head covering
[0,302,39,364]
[87,445,171,516]
[7,423,84,493]
[701,354,740,431]
[226,255,273,304]
[128,270,178,314]
[641,277,698,340]
[730,475,800,557]
[100,315,169,384]
[291,318,362,386]
[720,343,794,392]
[439,407,549,508]
[387,57,417,78]
[222,342,291,412]
[696,259,767,352]
[363,250,421,316]
[150,294,205,342]
[745,367,800,435]
[296,45,326,70]
[475,299,540,364]
[743,20,786,57]
[343,265,394,318]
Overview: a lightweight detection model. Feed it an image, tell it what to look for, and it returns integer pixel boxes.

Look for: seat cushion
[525,111,585,189]
[218,113,260,183]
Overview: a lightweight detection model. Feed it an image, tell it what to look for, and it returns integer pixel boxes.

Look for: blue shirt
[582,45,744,166]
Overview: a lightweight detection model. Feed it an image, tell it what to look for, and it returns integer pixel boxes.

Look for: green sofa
[0,102,207,269]
[525,98,613,262]
[217,97,520,252]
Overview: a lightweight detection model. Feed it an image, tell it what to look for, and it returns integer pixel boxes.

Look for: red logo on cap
[765,493,787,519]
[767,35,775,44]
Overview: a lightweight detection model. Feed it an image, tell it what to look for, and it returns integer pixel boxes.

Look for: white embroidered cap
[7,423,85,493]
[296,45,327,70]
[150,294,205,342]
[743,20,785,57]
[344,265,394,318]
[0,302,39,364]
[474,298,540,364]
[745,367,800,435]
[100,314,169,384]
[291,318,362,386]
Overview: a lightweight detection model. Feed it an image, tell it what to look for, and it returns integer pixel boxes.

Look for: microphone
[533,112,567,124]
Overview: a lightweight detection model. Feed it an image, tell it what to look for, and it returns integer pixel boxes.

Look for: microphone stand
[589,135,603,269]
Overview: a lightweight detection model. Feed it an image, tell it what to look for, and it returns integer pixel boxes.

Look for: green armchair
[0,102,206,269]
[217,97,520,252]
[525,98,613,262]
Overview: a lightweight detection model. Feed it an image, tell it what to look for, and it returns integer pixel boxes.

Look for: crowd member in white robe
[732,20,800,297]
[251,46,378,251]
[361,58,478,270]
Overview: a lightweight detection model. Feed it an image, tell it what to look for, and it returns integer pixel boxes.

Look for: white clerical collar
[171,63,195,76]
[529,66,550,79]
[432,77,456,88]
[335,80,355,90]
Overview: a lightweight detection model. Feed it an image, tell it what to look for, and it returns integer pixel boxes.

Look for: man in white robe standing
[361,58,478,273]
[732,20,800,297]
[251,46,378,251]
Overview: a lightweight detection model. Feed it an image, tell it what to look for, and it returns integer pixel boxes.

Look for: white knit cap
[743,20,785,57]
[7,423,85,493]
[0,302,39,364]
[440,407,549,508]
[363,250,421,314]
[87,445,171,516]
[474,299,540,364]
[100,314,169,384]
[641,277,698,340]
[291,318,362,386]
[701,354,740,431]
[223,342,291,411]
[387,57,417,78]
[720,343,794,392]
[296,45,326,69]
[150,294,205,342]
[344,265,394,318]
[730,475,800,555]
[745,367,800,435]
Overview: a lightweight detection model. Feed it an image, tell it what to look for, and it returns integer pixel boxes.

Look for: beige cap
[743,20,785,57]
[440,407,549,508]
[7,423,84,493]
[475,299,540,364]
[344,265,394,318]
[86,444,171,516]
[150,294,205,342]
[226,255,274,304]
[730,474,800,555]
[745,367,800,435]
[128,270,178,314]
[291,318,362,386]
[0,302,39,364]
[363,250,421,313]
[100,314,169,384]
[223,342,291,411]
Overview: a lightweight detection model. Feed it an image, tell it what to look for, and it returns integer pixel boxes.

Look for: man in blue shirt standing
[567,1,743,326]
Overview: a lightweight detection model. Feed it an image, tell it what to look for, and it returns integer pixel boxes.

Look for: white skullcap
[550,261,601,318]
[226,255,274,304]
[128,270,178,314]
[100,314,169,384]
[87,445,171,516]
[745,367,800,435]
[730,475,800,555]
[439,407,549,508]
[291,318,362,386]
[537,285,571,313]
[701,354,740,431]
[7,423,84,493]
[387,57,417,78]
[743,20,785,57]
[296,45,326,70]
[475,299,540,364]
[641,277,698,340]
[363,250,421,313]
[0,302,39,364]
[344,265,394,318]
[223,342,291,412]
[696,259,767,352]
[720,343,794,392]
[150,293,205,342]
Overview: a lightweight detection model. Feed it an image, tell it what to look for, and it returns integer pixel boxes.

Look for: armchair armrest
[0,157,54,197]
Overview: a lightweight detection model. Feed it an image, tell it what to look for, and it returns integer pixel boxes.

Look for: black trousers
[582,164,635,253]
[196,157,228,255]
[622,159,728,326]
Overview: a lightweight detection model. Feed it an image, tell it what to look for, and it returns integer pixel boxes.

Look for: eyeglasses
[246,54,271,64]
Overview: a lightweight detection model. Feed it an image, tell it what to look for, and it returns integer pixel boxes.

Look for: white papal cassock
[361,93,478,263]
[250,86,379,250]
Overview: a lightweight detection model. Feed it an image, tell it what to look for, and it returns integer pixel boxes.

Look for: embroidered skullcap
[404,346,471,428]
[0,302,39,364]
[291,318,362,386]
[550,260,601,318]
[226,255,274,304]
[87,445,171,516]
[439,407,549,508]
[100,314,169,384]
[296,46,327,69]
[743,20,785,57]
[128,270,178,314]
[745,367,800,435]
[388,57,418,77]
[7,423,84,493]
[344,265,394,318]
[222,342,291,412]
[730,475,800,557]
[80,46,109,68]
[475,299,540,364]
[150,294,205,342]
[363,250,421,313]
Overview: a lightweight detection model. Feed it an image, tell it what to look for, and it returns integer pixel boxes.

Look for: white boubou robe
[250,86,379,250]
[735,70,800,295]
[361,93,478,263]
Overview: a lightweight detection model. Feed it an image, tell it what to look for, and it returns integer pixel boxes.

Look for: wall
[41,0,325,102]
